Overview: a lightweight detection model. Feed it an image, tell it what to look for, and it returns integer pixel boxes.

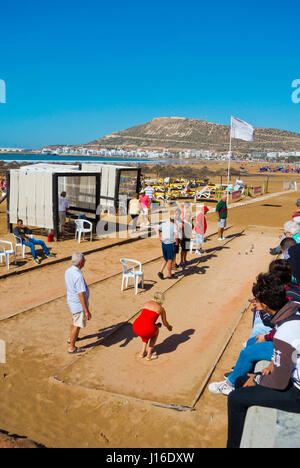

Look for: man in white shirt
[156,218,178,280]
[65,253,91,354]
[58,191,70,236]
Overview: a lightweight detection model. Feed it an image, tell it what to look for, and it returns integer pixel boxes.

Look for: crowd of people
[64,191,229,359]
[206,196,300,447]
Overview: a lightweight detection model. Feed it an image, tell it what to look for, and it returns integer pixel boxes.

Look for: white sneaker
[217,238,223,241]
[208,380,234,395]
[195,250,201,255]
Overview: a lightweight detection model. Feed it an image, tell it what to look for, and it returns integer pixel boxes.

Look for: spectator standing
[139,193,150,226]
[194,205,209,255]
[180,210,193,266]
[128,193,140,233]
[173,207,183,269]
[216,193,228,241]
[156,217,178,280]
[65,253,91,354]
[144,182,155,213]
[58,191,70,237]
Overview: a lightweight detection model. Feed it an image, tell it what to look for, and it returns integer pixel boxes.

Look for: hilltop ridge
[81,117,300,155]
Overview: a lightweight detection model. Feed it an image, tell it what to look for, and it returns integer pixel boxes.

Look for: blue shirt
[65,265,89,315]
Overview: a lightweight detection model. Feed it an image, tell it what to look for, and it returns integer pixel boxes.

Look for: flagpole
[227,120,232,206]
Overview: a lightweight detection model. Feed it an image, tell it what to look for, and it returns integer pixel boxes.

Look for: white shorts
[72,311,86,328]
[141,207,148,215]
[218,219,227,229]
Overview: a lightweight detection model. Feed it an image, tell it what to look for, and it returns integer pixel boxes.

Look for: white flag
[230,116,254,142]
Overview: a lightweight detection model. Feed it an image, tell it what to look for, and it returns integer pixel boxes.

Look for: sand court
[0,183,299,448]
[54,227,276,408]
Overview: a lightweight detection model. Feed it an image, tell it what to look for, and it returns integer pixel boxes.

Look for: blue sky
[0,0,299,148]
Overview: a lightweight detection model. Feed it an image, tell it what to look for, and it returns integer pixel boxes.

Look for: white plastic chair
[75,219,93,243]
[0,240,16,270]
[13,234,33,259]
[120,258,144,295]
[193,185,211,201]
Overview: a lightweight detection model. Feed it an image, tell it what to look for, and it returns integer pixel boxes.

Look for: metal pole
[226,127,232,206]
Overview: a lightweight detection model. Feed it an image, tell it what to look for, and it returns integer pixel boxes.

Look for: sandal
[146,353,158,361]
[68,347,84,354]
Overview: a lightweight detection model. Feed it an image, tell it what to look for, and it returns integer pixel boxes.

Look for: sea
[1,154,176,164]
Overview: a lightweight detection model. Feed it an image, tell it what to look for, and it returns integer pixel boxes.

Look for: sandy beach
[0,162,299,448]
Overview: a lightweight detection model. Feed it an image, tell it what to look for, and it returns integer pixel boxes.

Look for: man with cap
[194,205,209,255]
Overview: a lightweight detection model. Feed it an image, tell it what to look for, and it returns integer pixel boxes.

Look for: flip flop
[68,347,84,354]
[146,353,158,361]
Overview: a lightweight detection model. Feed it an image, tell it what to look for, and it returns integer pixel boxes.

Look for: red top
[195,212,207,234]
[140,194,150,208]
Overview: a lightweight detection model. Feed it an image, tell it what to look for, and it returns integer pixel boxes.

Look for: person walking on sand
[132,292,172,360]
[216,193,228,241]
[65,253,91,354]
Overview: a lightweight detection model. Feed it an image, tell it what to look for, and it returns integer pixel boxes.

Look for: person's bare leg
[146,329,159,359]
[160,259,167,274]
[167,259,173,277]
[69,323,80,352]
[139,341,148,358]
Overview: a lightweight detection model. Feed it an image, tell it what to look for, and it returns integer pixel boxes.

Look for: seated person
[227,273,300,448]
[280,236,296,259]
[288,243,300,285]
[292,198,300,221]
[13,219,55,264]
[209,260,299,396]
[270,219,300,255]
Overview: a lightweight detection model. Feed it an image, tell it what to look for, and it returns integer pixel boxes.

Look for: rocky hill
[83,117,300,155]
